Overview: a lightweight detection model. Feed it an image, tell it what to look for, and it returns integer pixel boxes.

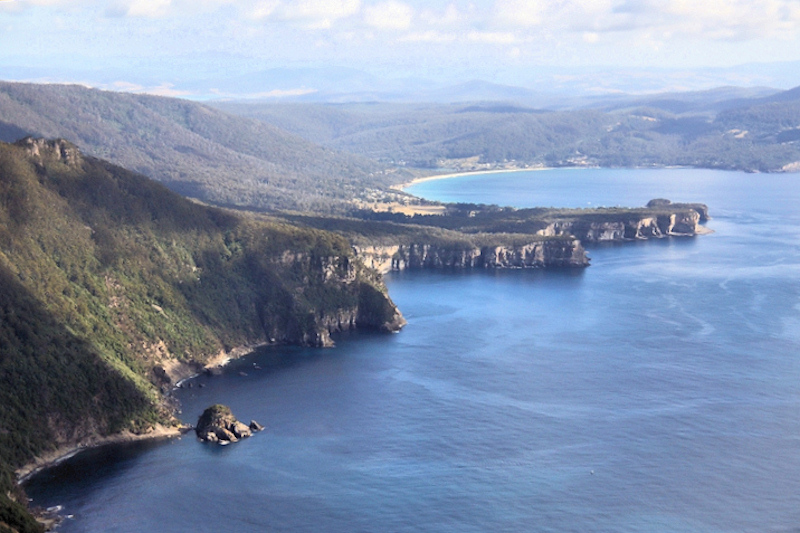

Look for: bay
[26,168,800,532]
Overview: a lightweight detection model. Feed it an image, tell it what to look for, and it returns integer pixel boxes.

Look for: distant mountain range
[0,79,798,219]
[5,61,800,106]
[216,84,800,173]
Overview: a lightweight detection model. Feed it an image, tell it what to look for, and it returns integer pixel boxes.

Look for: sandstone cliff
[259,252,405,347]
[355,238,588,274]
[349,199,710,273]
[534,209,705,242]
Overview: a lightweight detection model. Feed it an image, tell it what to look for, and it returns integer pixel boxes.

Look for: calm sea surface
[27,168,800,532]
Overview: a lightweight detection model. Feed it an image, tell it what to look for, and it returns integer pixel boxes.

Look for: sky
[2,0,800,98]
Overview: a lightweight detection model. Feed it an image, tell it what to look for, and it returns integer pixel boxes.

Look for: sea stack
[195,404,262,444]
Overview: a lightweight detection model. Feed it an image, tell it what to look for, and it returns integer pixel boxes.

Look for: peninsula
[0,138,711,533]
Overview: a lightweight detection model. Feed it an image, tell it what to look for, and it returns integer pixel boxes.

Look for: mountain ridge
[0,81,392,212]
[0,138,404,532]
[216,86,800,173]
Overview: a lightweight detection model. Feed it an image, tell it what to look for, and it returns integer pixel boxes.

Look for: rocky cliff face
[259,253,405,347]
[352,201,710,274]
[0,137,407,494]
[15,137,82,168]
[535,209,705,242]
[355,238,589,274]
[647,199,710,222]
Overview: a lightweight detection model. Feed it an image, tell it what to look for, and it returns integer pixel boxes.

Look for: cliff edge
[0,138,403,508]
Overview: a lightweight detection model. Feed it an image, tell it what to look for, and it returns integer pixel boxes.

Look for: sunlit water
[26,168,800,532]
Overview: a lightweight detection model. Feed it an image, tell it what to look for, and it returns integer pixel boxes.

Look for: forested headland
[0,78,792,531]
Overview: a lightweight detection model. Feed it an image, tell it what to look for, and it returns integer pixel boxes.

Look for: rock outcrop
[15,137,82,168]
[356,238,588,274]
[647,199,710,221]
[534,201,709,242]
[196,405,262,444]
[258,253,405,347]
[353,199,710,274]
[534,213,702,242]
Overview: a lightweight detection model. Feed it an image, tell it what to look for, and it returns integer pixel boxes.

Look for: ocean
[26,168,800,532]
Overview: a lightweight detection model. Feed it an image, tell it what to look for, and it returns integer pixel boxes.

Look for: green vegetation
[217,93,800,175]
[0,81,796,218]
[371,203,709,235]
[0,138,402,527]
[280,198,707,250]
[281,211,573,253]
[0,78,741,528]
[0,81,402,212]
[1,466,43,533]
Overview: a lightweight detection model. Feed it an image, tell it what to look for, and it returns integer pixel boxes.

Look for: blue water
[26,168,800,532]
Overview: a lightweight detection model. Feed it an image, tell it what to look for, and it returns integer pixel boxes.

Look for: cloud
[419,3,467,27]
[398,30,457,43]
[467,31,517,44]
[0,0,23,13]
[364,1,413,30]
[488,0,800,40]
[105,81,191,97]
[249,0,279,19]
[656,0,800,39]
[116,0,171,18]
[493,0,547,27]
[106,0,237,18]
[277,0,360,23]
[0,0,94,13]
[240,0,362,28]
[583,32,600,43]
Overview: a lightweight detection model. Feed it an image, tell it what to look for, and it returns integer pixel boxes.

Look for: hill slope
[216,88,800,173]
[0,81,390,212]
[0,138,403,531]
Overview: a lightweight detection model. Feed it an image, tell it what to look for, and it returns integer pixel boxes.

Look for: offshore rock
[196,405,261,444]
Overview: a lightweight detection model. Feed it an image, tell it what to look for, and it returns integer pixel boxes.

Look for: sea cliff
[0,138,404,525]
[534,209,708,242]
[355,238,588,274]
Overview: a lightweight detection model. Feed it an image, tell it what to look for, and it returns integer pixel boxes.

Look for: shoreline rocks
[195,405,263,444]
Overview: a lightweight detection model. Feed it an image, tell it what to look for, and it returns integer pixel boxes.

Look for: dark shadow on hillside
[0,122,32,143]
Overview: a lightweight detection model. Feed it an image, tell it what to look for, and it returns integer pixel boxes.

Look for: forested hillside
[0,82,395,213]
[0,138,403,532]
[217,87,800,173]
[0,80,796,224]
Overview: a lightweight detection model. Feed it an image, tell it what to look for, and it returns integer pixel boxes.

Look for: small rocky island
[196,405,264,444]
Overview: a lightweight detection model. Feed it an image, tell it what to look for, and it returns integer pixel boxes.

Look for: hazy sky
[2,0,800,95]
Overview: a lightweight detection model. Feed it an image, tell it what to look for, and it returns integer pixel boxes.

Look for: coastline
[16,424,184,485]
[17,341,269,486]
[390,167,548,192]
[389,164,705,193]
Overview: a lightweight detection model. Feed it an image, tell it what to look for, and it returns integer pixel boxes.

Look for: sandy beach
[390,167,553,192]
